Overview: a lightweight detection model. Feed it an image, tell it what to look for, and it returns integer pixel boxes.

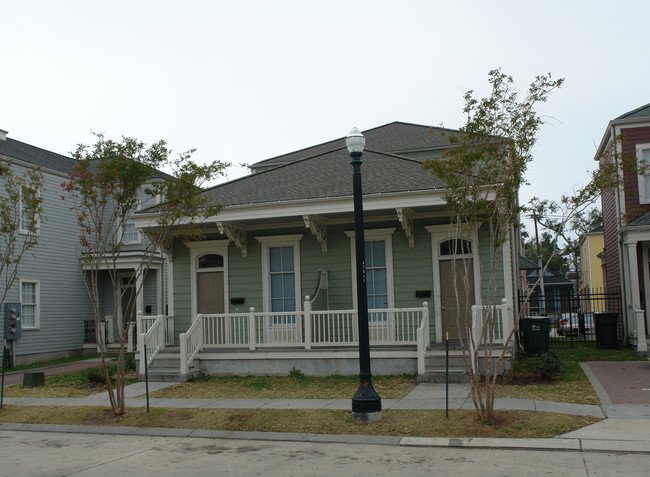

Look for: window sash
[21,281,38,328]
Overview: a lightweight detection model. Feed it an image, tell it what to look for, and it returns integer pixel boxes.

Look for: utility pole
[533,212,546,315]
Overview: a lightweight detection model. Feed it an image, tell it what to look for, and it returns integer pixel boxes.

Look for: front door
[197,271,224,314]
[439,257,475,341]
[196,253,226,344]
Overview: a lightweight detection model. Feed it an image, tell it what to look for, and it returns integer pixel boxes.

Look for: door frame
[426,225,482,343]
[189,240,230,321]
[117,271,137,336]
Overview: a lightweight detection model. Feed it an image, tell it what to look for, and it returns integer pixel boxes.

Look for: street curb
[1,422,648,454]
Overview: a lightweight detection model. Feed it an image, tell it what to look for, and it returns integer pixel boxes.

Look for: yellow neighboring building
[579,226,605,310]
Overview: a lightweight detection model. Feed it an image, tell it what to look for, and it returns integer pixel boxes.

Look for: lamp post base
[351,377,382,424]
[351,410,382,425]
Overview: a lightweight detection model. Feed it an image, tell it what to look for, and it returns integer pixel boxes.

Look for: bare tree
[1,159,44,330]
[424,70,625,422]
[62,133,228,415]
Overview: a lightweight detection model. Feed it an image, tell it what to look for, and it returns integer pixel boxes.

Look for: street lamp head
[346,127,365,154]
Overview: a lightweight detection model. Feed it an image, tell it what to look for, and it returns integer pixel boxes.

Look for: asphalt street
[1,429,649,477]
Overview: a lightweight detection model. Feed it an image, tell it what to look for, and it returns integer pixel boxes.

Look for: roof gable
[0,137,76,173]
[201,146,446,207]
[251,121,460,172]
[616,102,650,120]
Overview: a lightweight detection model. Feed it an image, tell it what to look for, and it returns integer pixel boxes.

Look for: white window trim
[636,143,650,204]
[256,234,303,313]
[19,188,40,236]
[121,200,142,245]
[20,279,40,330]
[345,228,395,310]
[426,224,482,343]
[188,240,230,320]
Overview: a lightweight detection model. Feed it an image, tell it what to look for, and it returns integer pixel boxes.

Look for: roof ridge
[252,121,460,167]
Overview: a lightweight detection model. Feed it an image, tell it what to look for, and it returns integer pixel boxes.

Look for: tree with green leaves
[62,133,228,416]
[524,230,569,276]
[424,69,624,423]
[1,160,44,337]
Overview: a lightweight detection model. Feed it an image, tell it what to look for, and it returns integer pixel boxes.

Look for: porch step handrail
[180,314,204,375]
[138,312,167,374]
[416,302,430,375]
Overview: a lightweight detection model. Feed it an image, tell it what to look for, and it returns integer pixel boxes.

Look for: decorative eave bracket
[218,222,248,258]
[144,230,174,262]
[396,208,415,248]
[303,215,327,253]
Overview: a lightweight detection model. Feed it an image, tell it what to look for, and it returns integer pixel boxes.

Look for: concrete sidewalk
[2,359,649,454]
[2,381,606,418]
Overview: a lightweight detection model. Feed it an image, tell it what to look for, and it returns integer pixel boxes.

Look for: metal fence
[518,288,623,348]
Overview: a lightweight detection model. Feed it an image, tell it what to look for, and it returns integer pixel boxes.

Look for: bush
[504,351,564,384]
[125,354,136,372]
[83,365,117,386]
[288,366,304,379]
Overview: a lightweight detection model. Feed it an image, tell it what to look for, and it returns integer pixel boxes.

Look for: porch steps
[418,346,510,383]
[137,348,200,382]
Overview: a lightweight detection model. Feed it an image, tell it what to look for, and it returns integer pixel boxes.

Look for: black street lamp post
[346,127,382,424]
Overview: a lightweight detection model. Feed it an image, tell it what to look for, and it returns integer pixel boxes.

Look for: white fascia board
[596,119,650,159]
[620,225,650,245]
[132,189,449,228]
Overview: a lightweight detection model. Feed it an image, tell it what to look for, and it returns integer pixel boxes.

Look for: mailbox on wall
[3,303,21,340]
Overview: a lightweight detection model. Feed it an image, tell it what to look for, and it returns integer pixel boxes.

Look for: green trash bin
[519,317,550,355]
[594,312,619,349]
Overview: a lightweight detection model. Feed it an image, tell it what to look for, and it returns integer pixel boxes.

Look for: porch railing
[470,300,510,346]
[179,301,430,377]
[137,313,174,374]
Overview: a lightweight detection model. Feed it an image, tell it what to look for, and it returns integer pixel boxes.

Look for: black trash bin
[519,317,550,355]
[594,312,619,349]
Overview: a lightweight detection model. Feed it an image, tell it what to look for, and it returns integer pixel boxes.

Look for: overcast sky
[3,0,649,218]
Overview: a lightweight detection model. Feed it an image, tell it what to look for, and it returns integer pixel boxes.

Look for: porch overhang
[80,251,165,271]
[132,188,451,231]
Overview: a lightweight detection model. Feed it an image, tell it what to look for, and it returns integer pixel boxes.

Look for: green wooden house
[134,122,517,380]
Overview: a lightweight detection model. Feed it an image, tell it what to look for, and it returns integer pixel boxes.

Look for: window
[346,228,395,311]
[366,240,388,309]
[19,187,40,235]
[122,202,141,244]
[257,235,302,314]
[636,144,650,204]
[20,280,39,329]
[440,239,472,256]
[270,246,296,312]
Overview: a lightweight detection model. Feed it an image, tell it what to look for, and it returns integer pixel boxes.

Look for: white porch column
[624,242,647,353]
[502,237,515,341]
[136,272,144,317]
[166,257,174,316]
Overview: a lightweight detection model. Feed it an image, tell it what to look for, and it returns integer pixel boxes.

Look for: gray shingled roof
[200,146,446,207]
[616,103,650,120]
[0,137,76,173]
[252,121,460,171]
[628,211,650,227]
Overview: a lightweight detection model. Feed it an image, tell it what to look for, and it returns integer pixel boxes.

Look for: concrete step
[418,367,468,383]
[424,356,466,368]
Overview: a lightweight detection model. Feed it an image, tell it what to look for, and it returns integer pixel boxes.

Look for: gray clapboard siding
[2,163,95,356]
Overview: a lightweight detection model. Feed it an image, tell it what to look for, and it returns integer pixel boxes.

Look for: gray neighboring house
[0,129,168,366]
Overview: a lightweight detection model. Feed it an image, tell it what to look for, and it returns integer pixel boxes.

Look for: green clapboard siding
[478,223,506,303]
